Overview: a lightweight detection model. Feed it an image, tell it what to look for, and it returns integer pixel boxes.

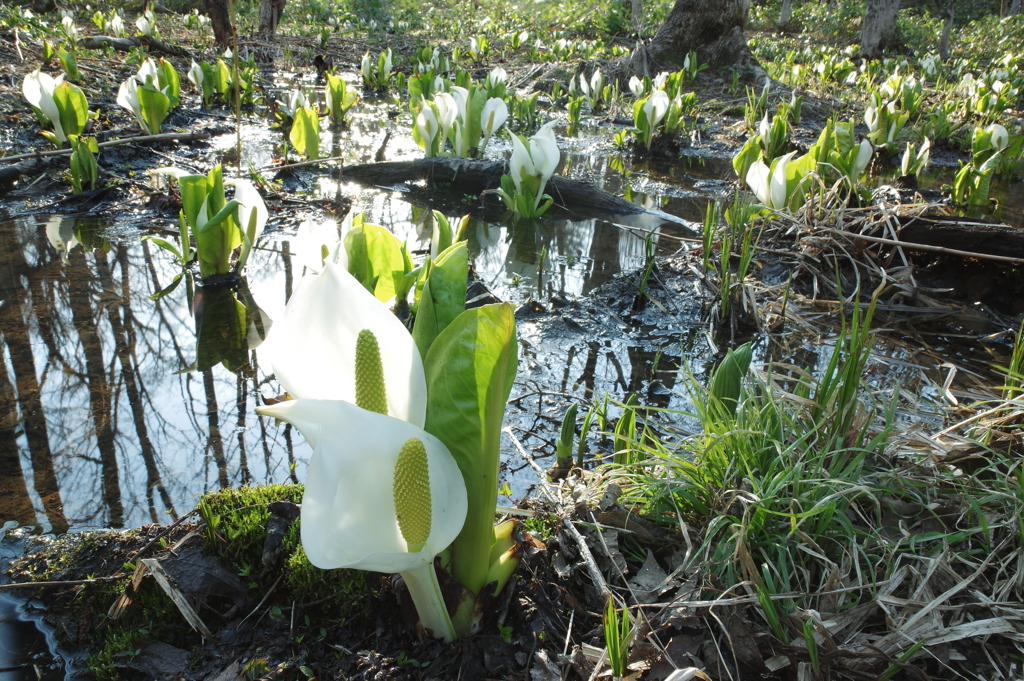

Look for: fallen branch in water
[0,131,213,165]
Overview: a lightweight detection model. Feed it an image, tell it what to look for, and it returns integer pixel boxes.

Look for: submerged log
[342,157,694,230]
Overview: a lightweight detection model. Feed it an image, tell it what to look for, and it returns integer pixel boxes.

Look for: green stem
[400,561,456,642]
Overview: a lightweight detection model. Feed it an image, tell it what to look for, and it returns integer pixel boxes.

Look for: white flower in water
[508,121,559,211]
[117,78,149,132]
[434,92,457,141]
[361,52,373,84]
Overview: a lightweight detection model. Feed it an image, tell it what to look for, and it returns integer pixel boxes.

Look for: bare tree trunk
[860,0,901,59]
[629,0,759,75]
[1011,0,1023,14]
[203,0,235,47]
[778,0,794,30]
[257,0,287,38]
[938,1,953,60]
[630,0,643,29]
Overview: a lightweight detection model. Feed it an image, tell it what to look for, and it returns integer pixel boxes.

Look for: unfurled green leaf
[289,107,321,160]
[423,303,517,613]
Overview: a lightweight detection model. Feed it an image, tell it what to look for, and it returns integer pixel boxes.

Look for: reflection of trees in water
[0,217,304,531]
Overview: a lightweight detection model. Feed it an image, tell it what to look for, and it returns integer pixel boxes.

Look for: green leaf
[412,242,468,359]
[157,58,180,99]
[137,84,171,134]
[148,272,183,300]
[53,81,89,139]
[344,222,408,302]
[423,303,518,606]
[178,175,209,232]
[289,107,321,160]
[708,343,753,416]
[142,235,184,263]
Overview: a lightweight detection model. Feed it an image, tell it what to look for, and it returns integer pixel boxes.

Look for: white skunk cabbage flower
[265,261,428,427]
[485,67,507,90]
[653,71,669,90]
[116,78,149,132]
[293,217,349,274]
[188,61,204,90]
[628,75,644,98]
[256,398,467,641]
[865,106,879,133]
[449,86,469,125]
[853,139,874,178]
[135,12,155,36]
[480,98,508,145]
[433,92,458,142]
[23,70,66,144]
[361,52,373,84]
[508,121,559,211]
[417,105,439,155]
[988,123,1009,151]
[758,112,771,143]
[643,89,670,129]
[745,151,797,211]
[225,178,268,256]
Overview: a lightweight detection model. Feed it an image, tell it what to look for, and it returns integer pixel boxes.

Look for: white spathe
[22,70,66,143]
[988,123,1009,151]
[508,121,559,210]
[745,151,797,210]
[480,98,508,140]
[643,90,670,129]
[188,61,204,90]
[257,399,467,573]
[116,78,150,133]
[267,261,428,427]
[225,178,268,241]
[417,105,439,154]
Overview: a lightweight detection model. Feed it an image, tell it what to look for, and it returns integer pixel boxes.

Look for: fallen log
[79,35,190,57]
[897,214,1024,261]
[341,156,696,232]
